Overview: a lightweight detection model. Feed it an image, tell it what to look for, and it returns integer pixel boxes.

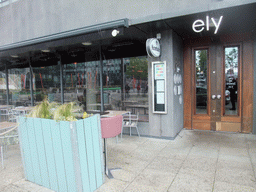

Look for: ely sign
[192,16,223,34]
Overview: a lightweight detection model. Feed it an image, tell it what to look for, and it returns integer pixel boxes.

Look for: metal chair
[122,113,140,137]
[0,122,18,168]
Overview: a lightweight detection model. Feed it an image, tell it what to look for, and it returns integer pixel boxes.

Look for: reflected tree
[126,57,148,80]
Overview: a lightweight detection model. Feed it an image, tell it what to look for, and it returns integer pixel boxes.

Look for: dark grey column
[59,57,64,104]
[121,58,124,101]
[5,64,9,105]
[99,45,104,113]
[148,30,184,139]
[28,56,34,106]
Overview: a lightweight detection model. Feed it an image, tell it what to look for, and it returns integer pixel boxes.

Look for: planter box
[18,114,104,192]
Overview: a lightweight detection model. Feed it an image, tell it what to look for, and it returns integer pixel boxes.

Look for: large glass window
[2,56,149,122]
[123,57,148,121]
[0,70,7,105]
[8,68,31,107]
[63,61,100,112]
[224,46,239,115]
[33,65,60,104]
[195,49,208,114]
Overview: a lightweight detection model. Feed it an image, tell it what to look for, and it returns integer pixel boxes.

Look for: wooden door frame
[221,43,242,123]
[183,33,253,133]
[191,47,211,130]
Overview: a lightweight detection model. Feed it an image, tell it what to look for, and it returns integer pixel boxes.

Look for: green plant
[53,102,80,121]
[27,99,58,119]
[27,98,84,121]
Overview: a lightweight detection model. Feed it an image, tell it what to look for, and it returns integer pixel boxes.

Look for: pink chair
[101,115,123,139]
[101,115,123,178]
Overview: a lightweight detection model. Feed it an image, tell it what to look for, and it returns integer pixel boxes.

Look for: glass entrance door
[192,45,241,132]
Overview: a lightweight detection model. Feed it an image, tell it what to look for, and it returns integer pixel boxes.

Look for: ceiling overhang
[0,3,255,70]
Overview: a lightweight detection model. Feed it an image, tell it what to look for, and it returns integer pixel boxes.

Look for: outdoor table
[101,110,130,117]
[13,106,33,116]
[0,121,17,132]
[0,105,13,110]
[125,104,149,114]
[87,103,112,110]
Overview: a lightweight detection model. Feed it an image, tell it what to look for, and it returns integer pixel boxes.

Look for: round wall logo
[146,38,161,57]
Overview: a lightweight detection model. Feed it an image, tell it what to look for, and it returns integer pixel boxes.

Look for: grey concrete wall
[0,0,255,46]
[170,31,184,137]
[148,29,183,139]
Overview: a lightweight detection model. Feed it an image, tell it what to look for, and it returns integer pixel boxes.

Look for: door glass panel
[224,46,238,115]
[195,49,208,114]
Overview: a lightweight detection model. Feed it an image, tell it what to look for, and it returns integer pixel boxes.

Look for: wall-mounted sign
[152,61,167,114]
[192,16,223,34]
[146,38,161,57]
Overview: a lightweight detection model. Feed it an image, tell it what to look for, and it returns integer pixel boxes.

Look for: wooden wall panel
[193,121,211,130]
[242,41,254,133]
[183,46,192,129]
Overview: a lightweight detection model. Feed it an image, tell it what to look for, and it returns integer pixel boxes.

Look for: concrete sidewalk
[1,129,256,191]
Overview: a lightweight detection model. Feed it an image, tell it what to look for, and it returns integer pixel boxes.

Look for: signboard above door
[192,16,223,34]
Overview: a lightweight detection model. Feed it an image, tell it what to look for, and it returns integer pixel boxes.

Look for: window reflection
[0,70,7,105]
[225,47,238,115]
[0,68,31,106]
[123,57,148,121]
[33,65,60,104]
[195,50,208,114]
[63,62,100,112]
[1,57,149,122]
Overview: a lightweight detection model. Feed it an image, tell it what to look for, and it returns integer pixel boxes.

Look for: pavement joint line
[246,137,256,182]
[211,140,221,192]
[166,143,195,191]
[121,139,171,191]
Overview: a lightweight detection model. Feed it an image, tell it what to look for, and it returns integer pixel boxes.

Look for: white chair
[122,113,140,137]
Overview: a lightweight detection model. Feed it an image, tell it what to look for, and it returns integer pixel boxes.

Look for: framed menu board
[152,61,167,114]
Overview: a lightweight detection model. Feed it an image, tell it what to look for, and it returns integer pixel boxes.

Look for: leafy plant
[27,98,58,119]
[27,98,85,121]
[53,102,80,121]
[82,111,93,119]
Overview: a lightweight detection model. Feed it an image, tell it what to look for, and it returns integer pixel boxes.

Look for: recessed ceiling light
[41,49,50,53]
[10,55,19,58]
[82,42,92,46]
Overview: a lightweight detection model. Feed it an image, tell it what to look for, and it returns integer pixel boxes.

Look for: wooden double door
[184,36,253,133]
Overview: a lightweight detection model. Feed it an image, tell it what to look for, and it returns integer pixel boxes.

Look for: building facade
[0,0,255,138]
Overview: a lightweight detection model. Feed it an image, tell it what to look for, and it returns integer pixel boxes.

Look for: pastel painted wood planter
[18,114,104,192]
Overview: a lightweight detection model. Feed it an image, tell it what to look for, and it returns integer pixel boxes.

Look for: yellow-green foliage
[82,112,93,119]
[27,99,58,119]
[27,99,83,122]
[53,103,75,121]
[53,102,82,121]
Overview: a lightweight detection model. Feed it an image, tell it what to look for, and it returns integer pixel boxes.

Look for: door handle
[212,95,216,99]
[217,95,221,99]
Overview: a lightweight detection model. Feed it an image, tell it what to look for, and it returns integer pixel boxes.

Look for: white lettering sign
[192,16,223,34]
